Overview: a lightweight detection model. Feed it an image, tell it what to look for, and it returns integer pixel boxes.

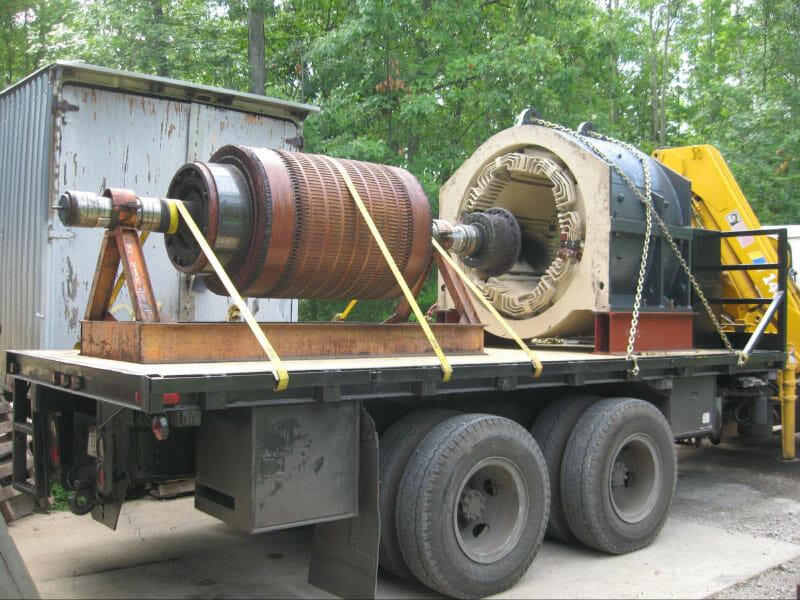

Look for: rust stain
[167,123,176,138]
[62,258,80,331]
[244,114,263,126]
[129,97,135,114]
[91,90,97,105]
[140,98,146,114]
[64,258,78,300]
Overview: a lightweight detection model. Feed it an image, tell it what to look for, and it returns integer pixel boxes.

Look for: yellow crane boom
[654,145,798,457]
[653,145,800,364]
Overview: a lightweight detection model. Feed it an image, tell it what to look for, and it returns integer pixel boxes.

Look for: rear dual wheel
[561,397,676,554]
[378,409,458,580]
[531,394,600,542]
[395,414,549,598]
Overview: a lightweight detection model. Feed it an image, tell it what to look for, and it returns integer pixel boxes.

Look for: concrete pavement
[7,441,800,599]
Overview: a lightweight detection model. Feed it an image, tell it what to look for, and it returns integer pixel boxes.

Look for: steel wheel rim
[453,456,529,564]
[608,433,662,523]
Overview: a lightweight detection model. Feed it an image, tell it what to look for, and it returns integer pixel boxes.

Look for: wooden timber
[80,321,485,363]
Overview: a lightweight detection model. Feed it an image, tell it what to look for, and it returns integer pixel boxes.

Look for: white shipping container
[0,62,318,388]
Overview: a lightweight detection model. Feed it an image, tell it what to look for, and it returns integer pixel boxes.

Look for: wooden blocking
[0,494,47,524]
[150,479,195,499]
[81,321,485,363]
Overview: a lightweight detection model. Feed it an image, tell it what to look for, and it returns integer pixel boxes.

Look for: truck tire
[378,409,458,580]
[396,413,549,598]
[530,394,599,542]
[561,397,676,554]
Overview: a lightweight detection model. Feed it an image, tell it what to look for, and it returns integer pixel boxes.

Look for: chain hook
[629,355,640,377]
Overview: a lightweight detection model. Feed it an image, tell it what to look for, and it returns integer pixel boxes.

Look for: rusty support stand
[84,188,159,323]
[385,252,479,326]
[435,252,480,324]
[85,227,159,323]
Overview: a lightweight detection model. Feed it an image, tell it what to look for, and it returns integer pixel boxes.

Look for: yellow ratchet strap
[432,238,543,378]
[166,199,180,234]
[175,201,289,391]
[108,231,150,309]
[333,299,358,321]
[329,158,452,383]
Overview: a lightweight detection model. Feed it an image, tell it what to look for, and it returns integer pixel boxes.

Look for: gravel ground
[672,434,800,599]
[711,558,800,599]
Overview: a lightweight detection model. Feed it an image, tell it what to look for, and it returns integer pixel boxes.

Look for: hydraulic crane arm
[653,144,800,370]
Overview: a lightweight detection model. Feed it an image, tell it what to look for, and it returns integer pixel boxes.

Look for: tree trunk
[649,7,658,143]
[150,0,169,77]
[659,0,672,146]
[248,3,266,95]
[761,0,769,94]
[608,0,619,125]
[731,2,742,81]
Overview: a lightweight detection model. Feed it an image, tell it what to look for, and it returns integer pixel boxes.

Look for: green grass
[50,483,70,511]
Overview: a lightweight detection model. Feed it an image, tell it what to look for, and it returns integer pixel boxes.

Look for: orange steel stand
[84,188,159,323]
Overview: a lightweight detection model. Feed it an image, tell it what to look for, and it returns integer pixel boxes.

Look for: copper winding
[165,146,432,300]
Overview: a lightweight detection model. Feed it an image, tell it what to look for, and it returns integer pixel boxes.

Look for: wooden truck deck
[6,345,784,415]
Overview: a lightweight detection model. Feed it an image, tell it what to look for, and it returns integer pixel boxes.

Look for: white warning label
[725,209,754,248]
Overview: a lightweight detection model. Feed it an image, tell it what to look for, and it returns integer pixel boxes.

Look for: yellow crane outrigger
[653,145,797,459]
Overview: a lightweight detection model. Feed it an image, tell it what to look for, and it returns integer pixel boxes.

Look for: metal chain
[627,181,652,375]
[527,117,740,368]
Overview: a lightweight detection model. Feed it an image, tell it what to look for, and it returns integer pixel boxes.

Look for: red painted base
[594,311,695,354]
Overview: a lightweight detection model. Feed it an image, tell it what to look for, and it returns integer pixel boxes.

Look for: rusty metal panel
[46,83,194,350]
[1,63,316,385]
[0,68,54,382]
[48,85,303,343]
[80,321,485,362]
[594,311,695,353]
[186,102,300,162]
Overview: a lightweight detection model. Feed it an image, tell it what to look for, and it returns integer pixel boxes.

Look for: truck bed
[6,346,784,414]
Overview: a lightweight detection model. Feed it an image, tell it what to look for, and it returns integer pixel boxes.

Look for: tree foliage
[2,0,800,319]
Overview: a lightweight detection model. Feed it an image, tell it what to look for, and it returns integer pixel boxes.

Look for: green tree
[678,0,800,223]
[1,0,75,86]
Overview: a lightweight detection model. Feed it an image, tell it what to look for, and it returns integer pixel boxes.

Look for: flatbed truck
[3,86,798,599]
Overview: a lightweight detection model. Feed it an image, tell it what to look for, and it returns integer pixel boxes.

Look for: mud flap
[308,407,379,599]
[90,498,124,530]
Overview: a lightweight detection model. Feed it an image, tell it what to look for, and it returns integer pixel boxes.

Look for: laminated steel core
[165,146,431,300]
